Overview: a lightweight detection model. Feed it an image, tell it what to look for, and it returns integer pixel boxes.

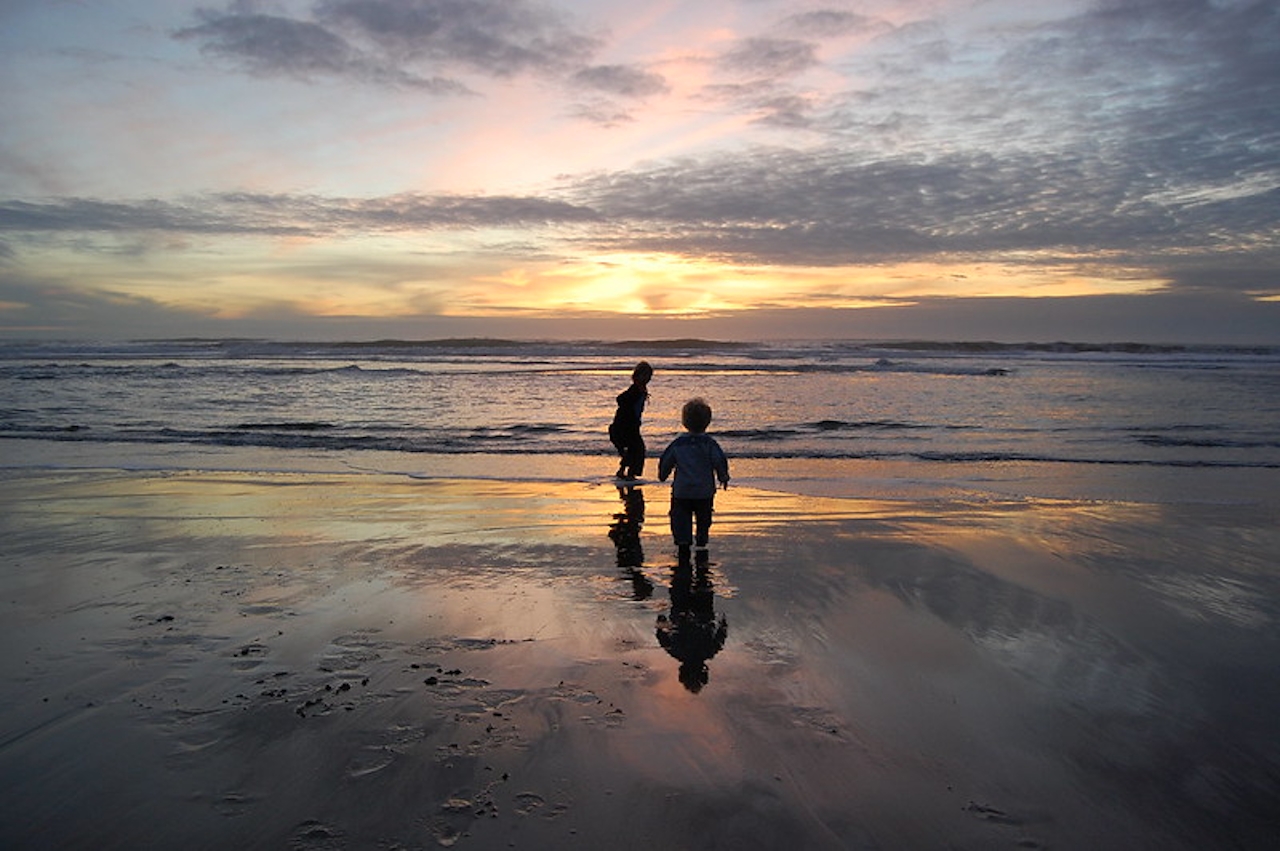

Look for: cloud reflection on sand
[2,471,1278,849]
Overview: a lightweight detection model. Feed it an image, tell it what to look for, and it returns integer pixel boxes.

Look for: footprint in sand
[962,801,1045,848]
[513,792,545,815]
[289,819,344,850]
[344,725,425,779]
[230,642,270,670]
[963,801,1020,825]
[212,791,258,817]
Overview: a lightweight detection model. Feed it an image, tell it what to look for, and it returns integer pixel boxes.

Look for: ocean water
[2,338,1278,502]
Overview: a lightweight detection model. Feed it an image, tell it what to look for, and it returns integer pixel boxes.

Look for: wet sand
[1,469,1278,850]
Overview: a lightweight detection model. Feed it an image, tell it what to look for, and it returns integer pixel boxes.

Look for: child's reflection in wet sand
[656,548,728,693]
[608,484,653,599]
[608,484,728,691]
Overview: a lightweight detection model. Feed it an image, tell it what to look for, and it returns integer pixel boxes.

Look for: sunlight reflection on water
[3,465,1278,848]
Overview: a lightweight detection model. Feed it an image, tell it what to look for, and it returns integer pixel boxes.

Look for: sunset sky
[1,0,1277,342]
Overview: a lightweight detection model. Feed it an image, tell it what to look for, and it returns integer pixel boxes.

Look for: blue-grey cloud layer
[174,0,627,97]
[2,0,1278,338]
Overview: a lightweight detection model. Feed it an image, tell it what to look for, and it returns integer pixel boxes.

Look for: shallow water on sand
[1,471,1277,849]
[4,338,1279,480]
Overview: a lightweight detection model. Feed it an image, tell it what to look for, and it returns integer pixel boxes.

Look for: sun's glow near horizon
[284,254,1172,319]
[1,1,1276,341]
[10,239,1176,322]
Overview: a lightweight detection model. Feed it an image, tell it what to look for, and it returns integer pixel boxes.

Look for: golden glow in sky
[0,1,1276,341]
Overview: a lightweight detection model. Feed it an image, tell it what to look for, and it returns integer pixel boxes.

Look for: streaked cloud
[0,0,1275,341]
[175,0,601,90]
[570,64,669,98]
[173,9,464,91]
[779,9,886,39]
[715,37,819,77]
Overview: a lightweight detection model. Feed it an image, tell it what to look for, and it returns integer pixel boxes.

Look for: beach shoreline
[2,468,1278,849]
[5,438,1278,505]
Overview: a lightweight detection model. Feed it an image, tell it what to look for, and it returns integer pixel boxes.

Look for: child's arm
[713,442,730,489]
[657,441,676,482]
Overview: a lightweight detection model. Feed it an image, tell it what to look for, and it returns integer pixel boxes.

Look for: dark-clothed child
[658,397,730,553]
[609,361,653,480]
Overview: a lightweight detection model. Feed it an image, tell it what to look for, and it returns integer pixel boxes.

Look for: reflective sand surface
[1,471,1277,849]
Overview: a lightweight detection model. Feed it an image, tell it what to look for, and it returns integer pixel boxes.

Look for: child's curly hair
[681,398,713,433]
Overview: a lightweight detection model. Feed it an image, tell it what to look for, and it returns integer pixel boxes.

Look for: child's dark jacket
[658,433,730,499]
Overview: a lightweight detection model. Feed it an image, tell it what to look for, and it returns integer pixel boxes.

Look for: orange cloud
[446,254,1168,318]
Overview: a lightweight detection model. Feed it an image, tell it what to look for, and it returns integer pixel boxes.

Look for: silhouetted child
[657,397,730,555]
[656,559,728,692]
[609,361,653,480]
[608,485,653,600]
